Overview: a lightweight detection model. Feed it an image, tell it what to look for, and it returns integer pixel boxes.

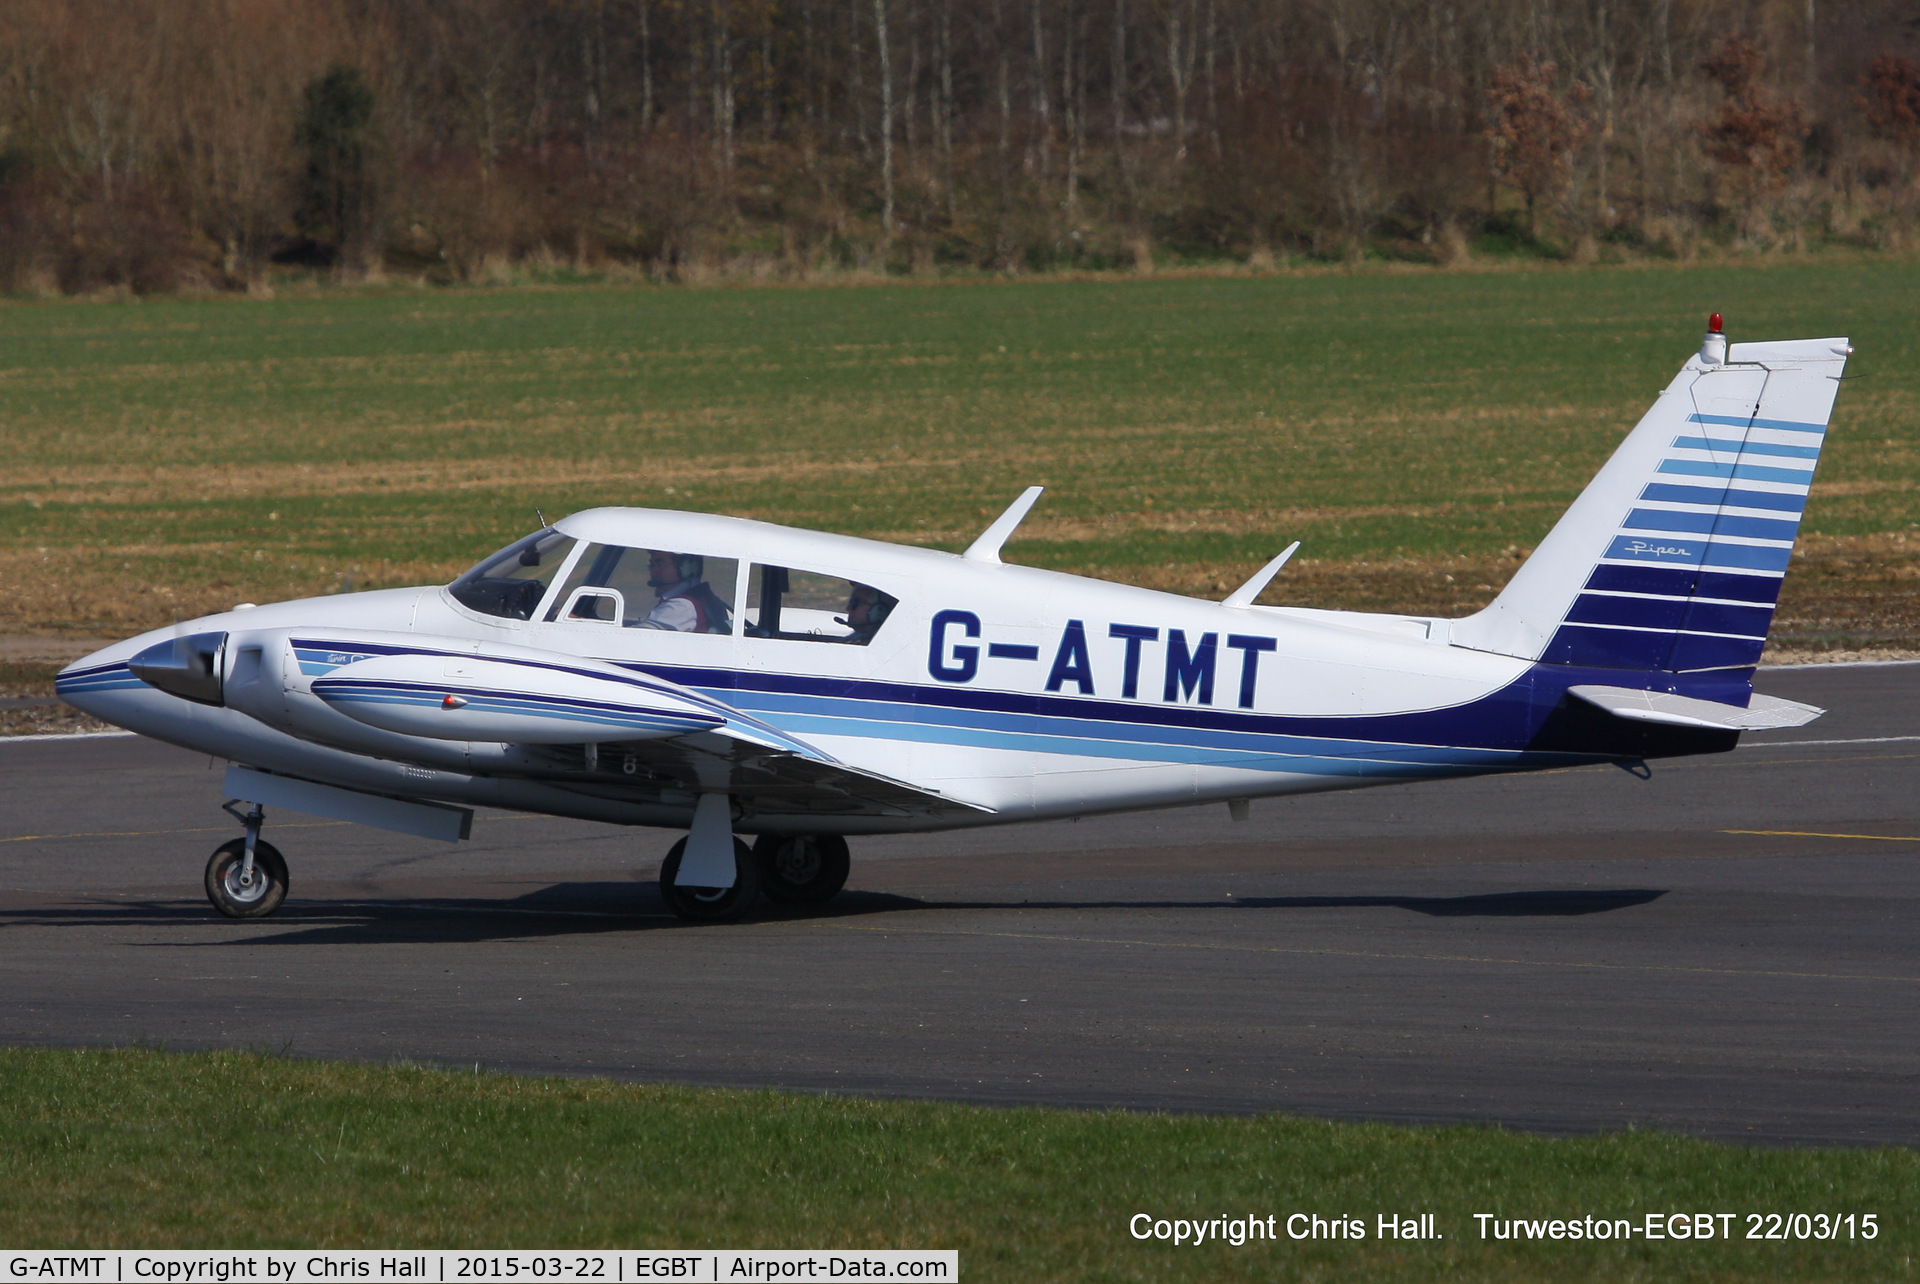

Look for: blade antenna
[963,486,1046,564]
[535,507,548,529]
[1222,542,1301,608]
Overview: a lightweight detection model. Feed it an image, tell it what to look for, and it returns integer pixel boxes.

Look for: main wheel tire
[659,836,759,922]
[204,838,289,919]
[753,834,851,905]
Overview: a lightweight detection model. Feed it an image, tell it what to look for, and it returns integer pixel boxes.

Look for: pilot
[637,550,733,634]
[841,582,894,643]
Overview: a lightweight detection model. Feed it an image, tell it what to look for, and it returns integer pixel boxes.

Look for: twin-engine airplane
[60,318,1849,922]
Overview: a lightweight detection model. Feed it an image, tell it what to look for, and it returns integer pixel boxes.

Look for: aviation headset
[848,584,894,627]
[647,551,704,587]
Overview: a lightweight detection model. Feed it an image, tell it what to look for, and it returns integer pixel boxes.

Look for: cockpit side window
[448,529,577,620]
[745,566,897,645]
[544,543,739,635]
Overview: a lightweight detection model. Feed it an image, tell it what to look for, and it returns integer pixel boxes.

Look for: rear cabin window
[448,529,576,620]
[745,566,897,645]
[544,544,739,635]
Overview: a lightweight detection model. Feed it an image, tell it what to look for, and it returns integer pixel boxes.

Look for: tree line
[1,0,1917,293]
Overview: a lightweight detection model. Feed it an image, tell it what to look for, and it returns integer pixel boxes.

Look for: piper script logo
[1622,539,1695,559]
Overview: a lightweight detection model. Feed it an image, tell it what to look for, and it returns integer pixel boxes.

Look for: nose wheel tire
[204,838,289,919]
[660,836,759,922]
[753,834,851,905]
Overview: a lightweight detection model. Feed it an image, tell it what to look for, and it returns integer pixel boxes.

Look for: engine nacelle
[208,627,728,772]
[311,653,725,743]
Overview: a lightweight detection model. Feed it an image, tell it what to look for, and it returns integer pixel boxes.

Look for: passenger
[636,551,733,634]
[841,582,894,643]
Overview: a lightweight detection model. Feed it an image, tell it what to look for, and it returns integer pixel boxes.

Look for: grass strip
[0,1046,1913,1281]
[2,262,1918,648]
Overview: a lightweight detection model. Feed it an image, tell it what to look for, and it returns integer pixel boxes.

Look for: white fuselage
[61,507,1557,836]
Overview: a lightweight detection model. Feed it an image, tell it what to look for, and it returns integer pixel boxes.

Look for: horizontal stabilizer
[1569,685,1824,731]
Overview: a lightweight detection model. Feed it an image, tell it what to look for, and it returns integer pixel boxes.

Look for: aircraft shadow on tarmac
[0,884,1666,947]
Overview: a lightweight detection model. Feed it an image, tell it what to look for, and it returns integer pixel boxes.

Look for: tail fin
[1452,326,1851,686]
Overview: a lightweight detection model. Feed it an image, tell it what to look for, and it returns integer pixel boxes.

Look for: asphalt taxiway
[2,663,1916,1145]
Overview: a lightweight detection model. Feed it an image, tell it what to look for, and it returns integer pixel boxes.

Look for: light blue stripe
[1658,459,1815,485]
[1670,436,1823,461]
[1713,514,1803,541]
[720,686,1532,769]
[1688,413,1825,435]
[55,675,145,693]
[1703,542,1794,572]
[1623,508,1718,535]
[691,682,1606,779]
[765,708,1540,777]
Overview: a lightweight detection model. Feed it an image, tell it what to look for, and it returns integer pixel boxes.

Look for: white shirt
[634,581,702,632]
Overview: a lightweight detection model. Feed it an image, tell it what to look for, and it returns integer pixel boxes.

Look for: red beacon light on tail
[1701,312,1728,365]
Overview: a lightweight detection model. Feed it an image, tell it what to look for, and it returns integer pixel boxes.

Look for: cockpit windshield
[448,529,576,620]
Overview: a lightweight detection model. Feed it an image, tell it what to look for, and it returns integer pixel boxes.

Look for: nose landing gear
[206,800,289,918]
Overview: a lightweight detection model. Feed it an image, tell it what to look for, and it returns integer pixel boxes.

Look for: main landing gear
[754,834,851,905]
[657,795,850,924]
[657,834,851,923]
[205,800,289,918]
[659,835,760,923]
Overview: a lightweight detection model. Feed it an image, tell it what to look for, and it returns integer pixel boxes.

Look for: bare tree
[1485,57,1589,234]
[1163,0,1198,161]
[1862,53,1920,154]
[875,0,894,236]
[1698,35,1805,209]
[0,0,1917,292]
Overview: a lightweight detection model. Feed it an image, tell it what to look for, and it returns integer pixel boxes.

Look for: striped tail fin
[1452,327,1851,691]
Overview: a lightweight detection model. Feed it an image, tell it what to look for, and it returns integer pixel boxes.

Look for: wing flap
[533,726,996,820]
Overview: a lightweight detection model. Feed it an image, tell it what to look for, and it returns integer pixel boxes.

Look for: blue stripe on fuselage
[280,639,1740,778]
[621,658,1745,767]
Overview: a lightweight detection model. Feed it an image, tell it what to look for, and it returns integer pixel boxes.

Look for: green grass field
[2,1047,1913,1281]
[2,262,1917,653]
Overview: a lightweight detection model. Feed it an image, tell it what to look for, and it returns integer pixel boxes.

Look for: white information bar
[2,1253,957,1283]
